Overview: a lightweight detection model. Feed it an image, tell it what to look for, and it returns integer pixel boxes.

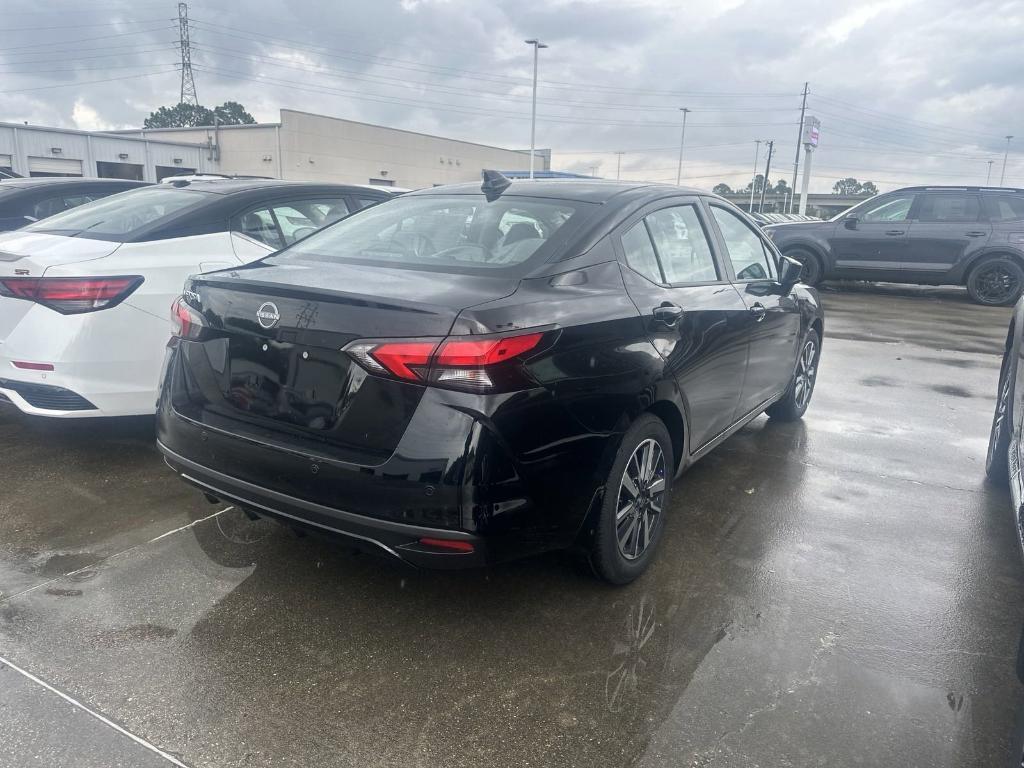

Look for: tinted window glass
[711,205,776,281]
[62,193,98,209]
[23,186,211,239]
[984,195,1024,222]
[279,195,591,274]
[917,194,980,222]
[357,197,385,210]
[645,205,717,283]
[860,195,915,222]
[32,195,67,220]
[271,198,349,244]
[621,220,662,283]
[235,208,283,249]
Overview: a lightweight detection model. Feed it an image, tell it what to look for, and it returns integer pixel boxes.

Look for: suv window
[710,205,777,281]
[860,194,915,222]
[917,194,980,222]
[983,195,1024,222]
[645,205,718,283]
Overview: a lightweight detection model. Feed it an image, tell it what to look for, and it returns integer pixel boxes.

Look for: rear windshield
[273,194,595,274]
[22,186,213,241]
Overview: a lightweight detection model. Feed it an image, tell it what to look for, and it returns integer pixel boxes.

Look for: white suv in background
[0,179,395,417]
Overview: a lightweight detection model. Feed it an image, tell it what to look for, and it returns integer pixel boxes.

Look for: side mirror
[844,215,858,230]
[778,254,802,294]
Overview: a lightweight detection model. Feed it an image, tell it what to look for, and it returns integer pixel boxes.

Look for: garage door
[0,154,11,169]
[27,156,82,177]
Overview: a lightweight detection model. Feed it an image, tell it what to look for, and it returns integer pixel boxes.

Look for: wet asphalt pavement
[1,283,1023,768]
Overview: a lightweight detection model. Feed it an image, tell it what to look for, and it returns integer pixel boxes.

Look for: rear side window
[710,205,777,281]
[645,206,717,283]
[917,194,980,222]
[621,220,662,283]
[235,208,283,249]
[984,195,1024,222]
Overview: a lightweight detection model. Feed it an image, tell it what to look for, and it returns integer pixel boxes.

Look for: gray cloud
[1,0,1020,192]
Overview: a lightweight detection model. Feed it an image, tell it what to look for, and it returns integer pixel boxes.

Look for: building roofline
[0,122,207,150]
[104,123,281,135]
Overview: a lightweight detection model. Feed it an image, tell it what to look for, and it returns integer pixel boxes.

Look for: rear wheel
[967,256,1024,306]
[590,414,674,585]
[767,329,820,422]
[785,247,823,286]
[986,353,1013,483]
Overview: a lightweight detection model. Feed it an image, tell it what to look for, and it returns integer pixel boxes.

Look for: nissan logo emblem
[256,301,280,329]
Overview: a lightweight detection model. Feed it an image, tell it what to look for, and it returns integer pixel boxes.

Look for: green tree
[713,183,734,195]
[143,101,256,129]
[743,174,766,194]
[861,181,879,196]
[774,179,790,194]
[832,177,864,195]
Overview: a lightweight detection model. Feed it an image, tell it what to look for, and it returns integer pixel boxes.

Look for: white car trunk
[0,232,122,276]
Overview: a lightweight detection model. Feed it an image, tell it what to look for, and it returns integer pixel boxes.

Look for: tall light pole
[749,140,762,212]
[759,140,774,213]
[675,107,691,185]
[525,39,548,180]
[615,151,624,180]
[1000,135,1013,186]
[986,160,995,185]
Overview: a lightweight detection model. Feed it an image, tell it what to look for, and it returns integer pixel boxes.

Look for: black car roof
[0,178,149,190]
[895,185,1024,194]
[164,179,396,196]
[405,179,707,205]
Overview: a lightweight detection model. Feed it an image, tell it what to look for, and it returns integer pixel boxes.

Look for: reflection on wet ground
[0,284,1022,767]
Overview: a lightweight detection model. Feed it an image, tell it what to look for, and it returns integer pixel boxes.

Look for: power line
[0,25,175,53]
[0,67,178,94]
[2,18,170,32]
[810,92,1003,141]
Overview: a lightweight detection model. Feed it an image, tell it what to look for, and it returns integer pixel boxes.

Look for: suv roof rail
[896,185,1024,193]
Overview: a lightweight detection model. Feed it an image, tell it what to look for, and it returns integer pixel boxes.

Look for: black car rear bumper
[158,441,486,569]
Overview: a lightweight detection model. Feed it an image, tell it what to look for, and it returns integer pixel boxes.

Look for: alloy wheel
[793,337,818,410]
[615,438,666,560]
[974,264,1020,305]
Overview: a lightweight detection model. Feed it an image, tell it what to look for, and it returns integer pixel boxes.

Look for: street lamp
[1000,135,1013,186]
[525,39,548,180]
[675,107,691,185]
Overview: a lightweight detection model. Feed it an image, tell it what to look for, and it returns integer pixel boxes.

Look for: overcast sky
[2,0,1021,193]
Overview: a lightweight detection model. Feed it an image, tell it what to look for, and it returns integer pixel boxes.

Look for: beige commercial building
[113,109,549,189]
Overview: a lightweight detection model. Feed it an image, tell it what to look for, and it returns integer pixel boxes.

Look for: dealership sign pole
[798,116,820,216]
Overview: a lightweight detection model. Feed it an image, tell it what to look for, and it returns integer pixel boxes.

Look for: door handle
[652,303,683,326]
[965,231,988,237]
[749,302,767,322]
[885,230,905,236]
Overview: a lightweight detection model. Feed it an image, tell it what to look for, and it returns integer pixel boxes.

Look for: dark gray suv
[764,186,1024,305]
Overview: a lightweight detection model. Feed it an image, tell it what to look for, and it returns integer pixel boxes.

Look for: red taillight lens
[0,276,143,314]
[345,330,546,391]
[418,537,475,553]
[170,296,206,340]
[12,361,54,371]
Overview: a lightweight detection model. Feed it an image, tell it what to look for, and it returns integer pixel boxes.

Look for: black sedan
[765,186,1024,305]
[157,173,824,583]
[0,177,149,232]
[987,299,1024,553]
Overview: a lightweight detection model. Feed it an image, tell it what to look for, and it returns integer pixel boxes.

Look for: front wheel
[967,256,1024,306]
[986,356,1013,483]
[590,414,674,585]
[785,248,823,286]
[767,329,821,422]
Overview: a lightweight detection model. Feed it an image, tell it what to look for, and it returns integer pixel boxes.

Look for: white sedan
[0,179,394,417]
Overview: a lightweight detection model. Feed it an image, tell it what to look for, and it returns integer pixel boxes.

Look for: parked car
[986,298,1024,555]
[764,186,1024,305]
[0,179,397,417]
[156,174,824,583]
[0,177,149,232]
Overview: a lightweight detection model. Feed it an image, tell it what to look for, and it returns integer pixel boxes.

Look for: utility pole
[525,39,548,180]
[790,81,809,213]
[615,151,624,180]
[675,107,691,185]
[177,2,198,106]
[986,160,994,185]
[749,139,762,211]
[758,140,774,213]
[1000,135,1014,186]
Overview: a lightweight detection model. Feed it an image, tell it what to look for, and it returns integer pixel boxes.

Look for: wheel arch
[961,249,1024,285]
[646,399,686,474]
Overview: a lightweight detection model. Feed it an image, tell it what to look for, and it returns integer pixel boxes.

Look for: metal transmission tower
[178,2,198,106]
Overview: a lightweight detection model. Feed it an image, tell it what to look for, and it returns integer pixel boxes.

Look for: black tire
[986,350,1013,483]
[767,328,821,422]
[785,247,823,287]
[590,414,674,585]
[967,256,1024,306]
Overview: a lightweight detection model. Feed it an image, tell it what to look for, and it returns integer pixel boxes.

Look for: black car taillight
[0,276,143,314]
[170,295,208,340]
[345,330,547,392]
